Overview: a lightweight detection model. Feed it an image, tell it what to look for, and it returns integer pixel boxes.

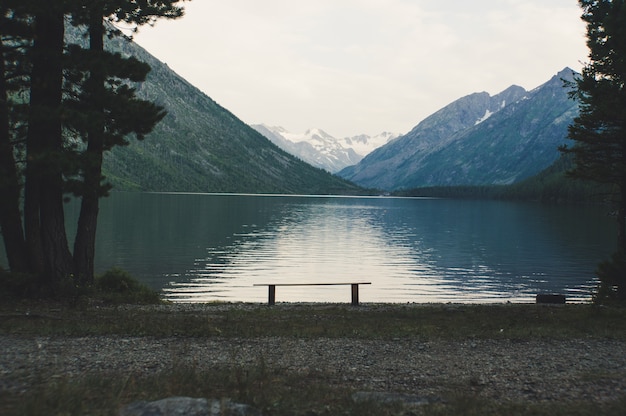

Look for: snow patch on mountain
[475,109,494,125]
[342,132,399,157]
[252,125,398,173]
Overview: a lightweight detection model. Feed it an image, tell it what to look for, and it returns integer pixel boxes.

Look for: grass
[1,302,625,340]
[1,301,625,415]
[3,359,626,416]
[0,267,161,306]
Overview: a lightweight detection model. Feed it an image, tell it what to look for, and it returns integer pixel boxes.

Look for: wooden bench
[253,282,372,306]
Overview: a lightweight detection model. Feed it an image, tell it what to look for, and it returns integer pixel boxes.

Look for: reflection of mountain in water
[27,193,612,303]
[156,196,613,303]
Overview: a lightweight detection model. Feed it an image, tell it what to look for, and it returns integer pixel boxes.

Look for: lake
[1,193,617,303]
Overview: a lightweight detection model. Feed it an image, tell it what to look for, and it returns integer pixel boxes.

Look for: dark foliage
[559,1,626,302]
[95,267,161,304]
[0,1,186,294]
[594,251,626,304]
[395,154,610,203]
[560,1,626,251]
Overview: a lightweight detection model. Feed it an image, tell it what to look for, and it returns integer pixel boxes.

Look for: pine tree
[68,0,182,285]
[0,0,185,294]
[25,3,74,287]
[560,0,626,301]
[0,5,30,273]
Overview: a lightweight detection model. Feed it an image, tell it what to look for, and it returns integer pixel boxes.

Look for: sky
[131,0,589,138]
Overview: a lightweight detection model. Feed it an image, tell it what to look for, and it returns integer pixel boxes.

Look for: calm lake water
[1,193,617,303]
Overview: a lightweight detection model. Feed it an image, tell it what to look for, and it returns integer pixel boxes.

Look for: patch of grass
[94,267,161,305]
[1,302,626,339]
[422,395,626,416]
[0,267,161,306]
[0,268,44,300]
[2,364,625,416]
[5,375,125,416]
[1,363,397,416]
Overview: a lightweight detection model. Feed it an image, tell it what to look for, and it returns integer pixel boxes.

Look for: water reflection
[167,200,447,303]
[160,195,614,303]
[1,193,613,303]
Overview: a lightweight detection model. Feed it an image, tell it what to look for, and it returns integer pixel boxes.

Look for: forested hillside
[396,154,610,203]
[87,30,360,194]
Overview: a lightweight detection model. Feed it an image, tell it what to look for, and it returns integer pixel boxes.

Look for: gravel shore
[2,333,625,404]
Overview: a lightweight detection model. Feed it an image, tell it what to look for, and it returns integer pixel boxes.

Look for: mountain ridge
[87,24,578,195]
[338,68,578,190]
[72,29,362,194]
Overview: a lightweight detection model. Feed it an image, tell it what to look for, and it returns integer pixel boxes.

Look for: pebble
[1,303,626,405]
[1,334,626,404]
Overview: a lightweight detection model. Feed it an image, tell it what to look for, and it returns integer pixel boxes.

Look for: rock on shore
[119,397,261,416]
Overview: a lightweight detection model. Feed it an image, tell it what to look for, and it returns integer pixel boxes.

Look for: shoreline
[1,302,625,414]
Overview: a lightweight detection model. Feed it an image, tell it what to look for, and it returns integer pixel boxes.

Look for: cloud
[134,0,587,137]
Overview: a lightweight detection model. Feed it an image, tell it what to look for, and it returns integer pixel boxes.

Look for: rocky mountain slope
[252,125,397,173]
[339,68,579,191]
[71,29,360,194]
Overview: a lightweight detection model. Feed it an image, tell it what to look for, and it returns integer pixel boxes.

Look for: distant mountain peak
[303,128,335,142]
[251,125,398,173]
[305,127,329,136]
[557,67,577,78]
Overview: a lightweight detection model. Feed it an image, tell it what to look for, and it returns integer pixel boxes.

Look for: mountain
[342,132,399,159]
[338,68,579,191]
[66,29,361,194]
[251,125,397,173]
[396,153,607,204]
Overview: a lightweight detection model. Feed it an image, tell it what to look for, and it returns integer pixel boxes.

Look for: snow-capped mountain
[339,68,579,190]
[251,125,397,173]
[341,132,399,159]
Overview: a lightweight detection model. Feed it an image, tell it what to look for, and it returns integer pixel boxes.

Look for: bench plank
[253,282,371,306]
[254,283,371,286]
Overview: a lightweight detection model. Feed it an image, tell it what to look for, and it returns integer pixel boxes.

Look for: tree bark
[74,13,105,286]
[26,10,73,288]
[0,35,28,272]
[618,181,626,255]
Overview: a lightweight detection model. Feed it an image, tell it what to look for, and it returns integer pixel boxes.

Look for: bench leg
[351,284,359,306]
[268,285,276,306]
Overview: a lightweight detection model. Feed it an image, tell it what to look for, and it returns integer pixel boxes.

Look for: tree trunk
[618,182,626,253]
[26,11,73,289]
[617,183,626,301]
[23,162,44,276]
[74,14,105,286]
[0,36,28,272]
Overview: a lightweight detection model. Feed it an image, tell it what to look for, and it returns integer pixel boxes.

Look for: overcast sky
[132,0,588,138]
